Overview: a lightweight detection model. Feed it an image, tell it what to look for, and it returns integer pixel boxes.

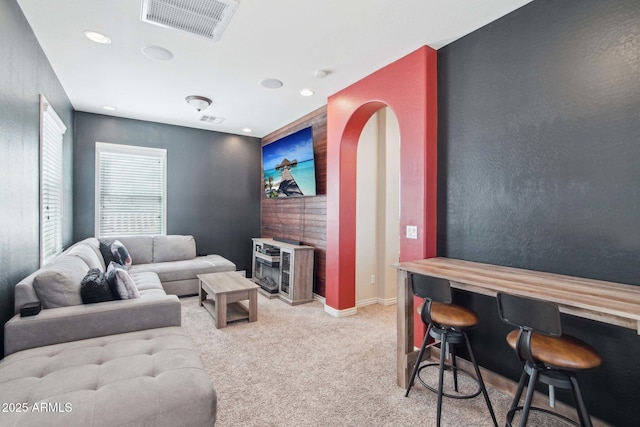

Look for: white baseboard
[356,297,397,307]
[316,293,396,316]
[356,298,378,307]
[323,304,357,317]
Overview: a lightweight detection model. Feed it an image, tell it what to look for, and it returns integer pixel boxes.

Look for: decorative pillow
[33,256,88,308]
[105,261,140,300]
[99,239,116,265]
[80,268,114,304]
[100,239,132,270]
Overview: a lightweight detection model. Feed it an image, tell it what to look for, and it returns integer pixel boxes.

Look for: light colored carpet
[180,295,567,427]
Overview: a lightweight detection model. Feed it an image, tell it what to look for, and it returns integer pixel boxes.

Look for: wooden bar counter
[395,257,640,388]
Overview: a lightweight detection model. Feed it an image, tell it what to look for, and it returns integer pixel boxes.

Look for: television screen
[262,126,317,198]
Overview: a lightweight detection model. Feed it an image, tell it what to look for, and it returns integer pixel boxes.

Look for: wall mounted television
[262,126,317,198]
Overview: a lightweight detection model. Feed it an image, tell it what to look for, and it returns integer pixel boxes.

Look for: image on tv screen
[262,126,317,198]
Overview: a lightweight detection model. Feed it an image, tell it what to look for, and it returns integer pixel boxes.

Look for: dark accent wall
[74,113,261,273]
[0,0,74,356]
[261,107,327,296]
[438,1,640,425]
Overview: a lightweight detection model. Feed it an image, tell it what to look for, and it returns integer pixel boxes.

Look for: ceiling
[17,0,533,138]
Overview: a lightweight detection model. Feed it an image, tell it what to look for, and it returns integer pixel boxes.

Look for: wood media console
[251,238,314,305]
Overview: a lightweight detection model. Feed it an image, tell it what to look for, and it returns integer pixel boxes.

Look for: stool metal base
[506,406,581,427]
[507,364,593,427]
[405,327,498,427]
[417,363,482,400]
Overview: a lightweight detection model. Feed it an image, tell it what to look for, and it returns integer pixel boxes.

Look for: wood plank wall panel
[261,106,327,296]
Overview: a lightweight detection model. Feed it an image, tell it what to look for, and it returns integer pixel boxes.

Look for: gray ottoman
[0,327,216,426]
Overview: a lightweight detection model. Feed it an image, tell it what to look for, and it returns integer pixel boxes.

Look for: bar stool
[496,292,602,427]
[405,273,498,427]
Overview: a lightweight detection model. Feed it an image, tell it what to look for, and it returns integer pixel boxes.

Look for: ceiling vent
[200,115,225,124]
[140,0,238,41]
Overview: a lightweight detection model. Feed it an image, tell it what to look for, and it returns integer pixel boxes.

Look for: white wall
[355,113,379,303]
[355,108,400,306]
[379,109,400,302]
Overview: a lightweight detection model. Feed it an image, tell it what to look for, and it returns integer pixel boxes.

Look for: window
[95,142,167,237]
[40,95,67,266]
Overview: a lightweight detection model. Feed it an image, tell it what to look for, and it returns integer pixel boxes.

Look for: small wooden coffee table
[198,272,259,328]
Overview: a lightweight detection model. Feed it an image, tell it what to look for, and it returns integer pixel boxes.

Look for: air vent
[140,0,238,41]
[200,115,225,124]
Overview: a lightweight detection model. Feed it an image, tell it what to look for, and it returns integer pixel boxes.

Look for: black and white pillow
[105,261,140,300]
[81,268,115,304]
[100,239,132,270]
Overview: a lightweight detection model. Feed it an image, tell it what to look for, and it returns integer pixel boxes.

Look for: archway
[325,46,438,327]
[355,108,401,306]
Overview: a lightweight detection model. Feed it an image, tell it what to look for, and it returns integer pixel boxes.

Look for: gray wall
[438,1,640,425]
[0,0,74,355]
[74,112,261,272]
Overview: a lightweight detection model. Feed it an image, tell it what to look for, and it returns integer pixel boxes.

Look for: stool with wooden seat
[405,273,498,427]
[496,292,602,427]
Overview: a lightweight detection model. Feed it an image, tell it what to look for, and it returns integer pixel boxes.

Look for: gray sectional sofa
[5,234,235,355]
[0,234,235,426]
[119,234,236,296]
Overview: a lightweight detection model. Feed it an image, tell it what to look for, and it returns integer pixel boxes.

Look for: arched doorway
[325,46,438,331]
[355,108,401,306]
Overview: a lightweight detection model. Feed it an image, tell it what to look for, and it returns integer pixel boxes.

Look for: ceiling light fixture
[314,69,329,79]
[185,95,212,111]
[300,88,314,97]
[260,79,283,89]
[84,30,111,44]
[242,128,252,133]
[102,105,117,111]
[142,45,174,61]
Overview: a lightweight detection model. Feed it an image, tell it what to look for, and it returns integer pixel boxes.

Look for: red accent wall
[326,45,438,336]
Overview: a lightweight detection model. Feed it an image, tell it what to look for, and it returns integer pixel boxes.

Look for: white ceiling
[18,0,533,138]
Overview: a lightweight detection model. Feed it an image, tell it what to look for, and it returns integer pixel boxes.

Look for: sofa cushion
[32,256,88,308]
[130,255,234,283]
[67,241,104,271]
[153,235,196,263]
[128,271,166,295]
[0,327,217,427]
[115,235,153,265]
[80,268,114,304]
[106,262,140,300]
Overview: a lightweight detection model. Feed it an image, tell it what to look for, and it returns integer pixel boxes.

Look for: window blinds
[40,95,67,265]
[96,143,167,237]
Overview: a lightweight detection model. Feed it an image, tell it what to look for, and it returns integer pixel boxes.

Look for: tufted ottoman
[0,327,216,427]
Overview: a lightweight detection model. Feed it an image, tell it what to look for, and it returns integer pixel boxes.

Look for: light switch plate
[406,225,418,239]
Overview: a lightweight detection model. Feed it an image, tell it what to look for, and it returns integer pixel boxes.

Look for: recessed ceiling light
[260,78,283,89]
[314,70,329,79]
[102,105,116,111]
[300,88,314,97]
[84,30,111,44]
[242,128,252,133]
[141,45,174,61]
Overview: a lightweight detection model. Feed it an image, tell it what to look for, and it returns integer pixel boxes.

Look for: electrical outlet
[406,225,418,239]
[370,274,376,284]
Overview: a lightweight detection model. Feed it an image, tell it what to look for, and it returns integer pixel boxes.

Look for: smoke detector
[140,0,238,41]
